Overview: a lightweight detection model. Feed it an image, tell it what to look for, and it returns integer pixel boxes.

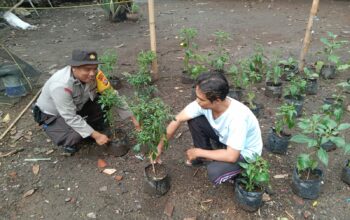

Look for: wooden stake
[0,88,42,141]
[148,0,159,81]
[298,0,320,72]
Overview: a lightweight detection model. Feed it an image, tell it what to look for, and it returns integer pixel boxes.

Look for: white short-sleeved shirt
[184,97,262,160]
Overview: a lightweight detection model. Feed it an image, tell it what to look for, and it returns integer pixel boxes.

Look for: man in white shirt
[156,72,262,185]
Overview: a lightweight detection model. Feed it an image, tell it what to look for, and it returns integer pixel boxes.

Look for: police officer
[33,49,138,153]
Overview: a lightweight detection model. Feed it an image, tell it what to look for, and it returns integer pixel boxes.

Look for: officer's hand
[91,131,110,145]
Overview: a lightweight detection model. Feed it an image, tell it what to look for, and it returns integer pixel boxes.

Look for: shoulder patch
[64,87,73,95]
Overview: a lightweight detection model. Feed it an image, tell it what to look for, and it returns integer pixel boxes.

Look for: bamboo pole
[298,0,320,72]
[147,0,159,81]
[0,88,42,141]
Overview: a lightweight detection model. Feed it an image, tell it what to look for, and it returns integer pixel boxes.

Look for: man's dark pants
[187,116,245,185]
[36,99,106,148]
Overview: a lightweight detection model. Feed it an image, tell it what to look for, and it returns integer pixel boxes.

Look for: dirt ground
[1,0,350,219]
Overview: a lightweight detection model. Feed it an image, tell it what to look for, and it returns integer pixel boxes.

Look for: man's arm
[187,146,240,163]
[156,108,193,160]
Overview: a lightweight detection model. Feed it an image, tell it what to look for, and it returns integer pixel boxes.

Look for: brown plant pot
[143,163,170,196]
[126,13,139,22]
[107,129,129,157]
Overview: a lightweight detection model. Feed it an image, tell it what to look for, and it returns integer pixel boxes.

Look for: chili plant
[274,103,297,136]
[238,154,270,192]
[317,31,348,70]
[209,31,231,72]
[291,114,350,177]
[283,76,307,99]
[99,50,118,79]
[130,97,174,173]
[98,88,125,126]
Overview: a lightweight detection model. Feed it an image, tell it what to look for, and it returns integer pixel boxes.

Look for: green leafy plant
[266,60,283,85]
[317,32,348,70]
[99,0,130,21]
[283,76,307,99]
[303,67,319,79]
[238,154,270,192]
[274,103,297,136]
[126,50,156,97]
[99,50,118,79]
[130,97,173,173]
[180,28,208,78]
[322,93,345,123]
[98,88,125,126]
[208,31,231,72]
[246,91,256,109]
[291,114,350,177]
[228,60,250,89]
[249,45,268,79]
[128,2,140,14]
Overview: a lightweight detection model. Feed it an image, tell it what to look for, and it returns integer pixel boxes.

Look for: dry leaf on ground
[32,164,40,175]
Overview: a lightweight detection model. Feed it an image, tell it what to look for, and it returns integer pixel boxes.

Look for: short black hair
[195,72,229,102]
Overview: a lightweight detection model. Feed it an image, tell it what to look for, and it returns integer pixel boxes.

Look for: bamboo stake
[0,88,42,141]
[147,0,159,81]
[298,0,320,72]
[8,0,25,13]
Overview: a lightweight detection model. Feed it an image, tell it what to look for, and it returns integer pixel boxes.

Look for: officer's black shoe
[63,145,80,154]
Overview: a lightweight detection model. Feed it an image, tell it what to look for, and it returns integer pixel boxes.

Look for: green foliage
[98,88,125,126]
[99,50,118,79]
[274,103,297,135]
[246,91,256,109]
[209,31,231,72]
[296,154,318,175]
[266,60,283,85]
[239,154,270,192]
[228,60,250,89]
[128,2,140,14]
[322,94,345,123]
[319,32,348,68]
[130,98,173,162]
[126,51,156,98]
[99,0,130,20]
[180,28,208,78]
[249,45,268,79]
[303,67,319,79]
[291,114,350,170]
[283,76,307,98]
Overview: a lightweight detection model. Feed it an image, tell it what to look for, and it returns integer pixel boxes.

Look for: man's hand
[131,115,141,132]
[186,148,198,161]
[91,131,110,145]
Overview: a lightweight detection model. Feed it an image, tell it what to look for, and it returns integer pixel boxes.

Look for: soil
[299,169,322,182]
[145,163,167,180]
[1,0,350,219]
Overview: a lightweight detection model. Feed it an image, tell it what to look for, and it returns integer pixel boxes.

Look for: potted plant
[126,2,140,21]
[126,50,156,98]
[227,62,249,101]
[316,31,348,79]
[244,91,261,118]
[291,114,350,199]
[248,45,268,82]
[235,154,270,212]
[283,76,306,117]
[98,88,130,156]
[303,67,319,95]
[99,0,130,22]
[279,57,299,81]
[99,50,122,89]
[179,27,207,84]
[341,159,350,185]
[208,31,231,73]
[130,97,174,196]
[265,60,283,98]
[267,103,297,154]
